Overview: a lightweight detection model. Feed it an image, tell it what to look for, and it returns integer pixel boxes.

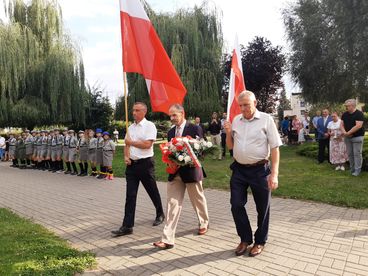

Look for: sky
[1,0,298,103]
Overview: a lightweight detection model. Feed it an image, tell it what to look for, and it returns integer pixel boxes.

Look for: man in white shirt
[111,102,165,237]
[0,135,6,161]
[224,91,282,257]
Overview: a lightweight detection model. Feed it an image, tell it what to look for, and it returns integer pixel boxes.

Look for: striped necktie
[175,126,181,137]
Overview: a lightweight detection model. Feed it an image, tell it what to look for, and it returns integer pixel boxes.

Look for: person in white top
[113,129,119,143]
[0,135,6,161]
[327,112,348,170]
[224,90,282,257]
[111,102,165,237]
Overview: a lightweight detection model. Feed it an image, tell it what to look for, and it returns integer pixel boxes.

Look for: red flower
[176,144,184,151]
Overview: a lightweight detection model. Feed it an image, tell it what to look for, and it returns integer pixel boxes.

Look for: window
[300,101,305,107]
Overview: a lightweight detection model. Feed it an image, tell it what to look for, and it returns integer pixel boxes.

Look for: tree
[223,37,286,113]
[277,87,291,121]
[117,2,224,121]
[283,0,368,104]
[85,85,113,131]
[0,0,88,128]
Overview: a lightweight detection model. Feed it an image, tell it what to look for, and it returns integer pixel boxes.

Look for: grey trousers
[345,136,364,173]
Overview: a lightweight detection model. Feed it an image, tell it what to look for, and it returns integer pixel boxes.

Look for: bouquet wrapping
[160,136,218,174]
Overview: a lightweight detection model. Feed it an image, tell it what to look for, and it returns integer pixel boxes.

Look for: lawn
[112,143,368,209]
[0,208,96,276]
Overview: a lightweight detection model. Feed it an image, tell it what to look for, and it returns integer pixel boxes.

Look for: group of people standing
[315,99,365,176]
[281,113,311,145]
[112,91,281,258]
[4,128,116,180]
[194,112,232,160]
[281,99,365,176]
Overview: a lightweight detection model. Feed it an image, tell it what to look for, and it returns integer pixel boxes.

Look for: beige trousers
[161,175,209,245]
[211,134,222,159]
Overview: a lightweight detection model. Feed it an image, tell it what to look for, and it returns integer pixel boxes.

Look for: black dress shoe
[153,214,165,226]
[111,227,133,237]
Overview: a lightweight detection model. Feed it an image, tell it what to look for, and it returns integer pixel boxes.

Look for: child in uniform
[95,128,105,179]
[67,130,78,175]
[77,130,89,176]
[88,129,98,176]
[102,131,116,180]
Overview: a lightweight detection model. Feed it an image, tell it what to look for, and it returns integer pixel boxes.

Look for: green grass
[112,144,368,209]
[0,209,96,276]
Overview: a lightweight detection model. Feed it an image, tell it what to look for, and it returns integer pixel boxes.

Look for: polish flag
[119,0,187,114]
[227,36,246,122]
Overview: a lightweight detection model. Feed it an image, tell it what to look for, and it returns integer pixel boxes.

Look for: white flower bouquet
[160,136,219,174]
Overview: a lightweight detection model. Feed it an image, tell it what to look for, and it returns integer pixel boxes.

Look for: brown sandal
[249,244,264,257]
[153,241,174,250]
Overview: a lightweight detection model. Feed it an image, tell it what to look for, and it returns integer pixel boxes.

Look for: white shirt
[0,137,5,149]
[127,118,157,160]
[175,120,187,137]
[327,119,341,130]
[231,110,282,165]
[302,116,310,128]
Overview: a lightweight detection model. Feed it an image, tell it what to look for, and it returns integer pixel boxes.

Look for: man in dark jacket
[153,104,209,250]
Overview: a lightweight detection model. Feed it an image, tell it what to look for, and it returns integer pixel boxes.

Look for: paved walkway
[1,162,368,276]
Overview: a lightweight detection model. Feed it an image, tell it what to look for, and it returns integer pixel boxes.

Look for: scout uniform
[88,130,98,176]
[8,135,17,167]
[30,130,37,167]
[50,130,58,172]
[55,129,64,172]
[24,130,34,167]
[62,129,71,173]
[17,134,26,169]
[35,131,43,169]
[32,131,39,166]
[67,130,78,175]
[77,130,88,176]
[96,128,105,179]
[39,131,48,170]
[102,131,115,180]
[46,130,53,170]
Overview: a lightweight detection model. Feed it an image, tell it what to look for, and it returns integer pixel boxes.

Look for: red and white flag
[119,0,187,114]
[227,35,246,122]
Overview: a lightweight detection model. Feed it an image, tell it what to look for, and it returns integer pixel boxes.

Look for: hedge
[296,138,368,171]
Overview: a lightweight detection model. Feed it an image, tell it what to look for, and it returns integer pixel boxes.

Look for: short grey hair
[238,90,256,102]
[169,104,185,113]
[344,99,356,107]
[134,102,148,111]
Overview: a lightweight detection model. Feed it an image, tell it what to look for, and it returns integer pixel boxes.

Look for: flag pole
[123,71,129,134]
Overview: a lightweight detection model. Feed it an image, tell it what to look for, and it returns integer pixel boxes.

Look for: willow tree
[118,2,224,121]
[0,0,87,128]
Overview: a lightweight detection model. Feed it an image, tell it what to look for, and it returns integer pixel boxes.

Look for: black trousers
[122,157,164,228]
[318,138,329,163]
[221,133,226,157]
[230,161,271,245]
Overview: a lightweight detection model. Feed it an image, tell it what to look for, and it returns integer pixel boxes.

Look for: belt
[235,159,268,168]
[88,148,96,151]
[129,157,152,164]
